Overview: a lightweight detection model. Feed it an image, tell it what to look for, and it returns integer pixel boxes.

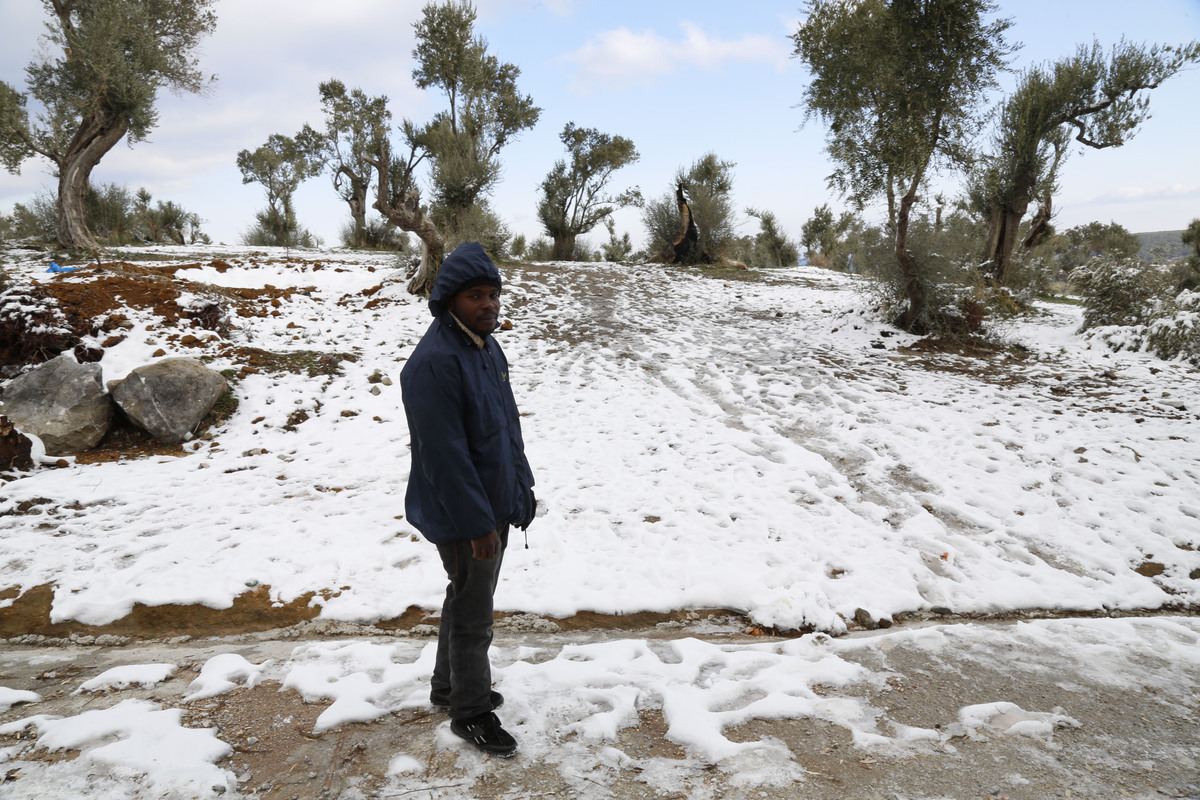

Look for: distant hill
[1136,230,1187,261]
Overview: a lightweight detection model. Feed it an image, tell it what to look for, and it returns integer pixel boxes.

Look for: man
[400,241,536,758]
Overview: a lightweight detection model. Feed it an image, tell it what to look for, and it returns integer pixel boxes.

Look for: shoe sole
[449,725,517,758]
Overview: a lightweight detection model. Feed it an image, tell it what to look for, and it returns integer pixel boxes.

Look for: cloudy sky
[2,0,1199,249]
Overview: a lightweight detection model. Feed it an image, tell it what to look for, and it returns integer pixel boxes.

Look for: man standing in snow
[400,241,536,758]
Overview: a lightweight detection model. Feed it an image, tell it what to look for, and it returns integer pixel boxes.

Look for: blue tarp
[46,262,76,273]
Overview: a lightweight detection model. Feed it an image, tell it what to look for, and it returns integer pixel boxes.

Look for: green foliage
[1072,255,1200,366]
[339,218,410,251]
[0,0,218,248]
[537,122,641,261]
[793,0,1013,332]
[0,81,31,172]
[509,234,527,259]
[3,183,205,245]
[243,208,319,249]
[641,153,738,262]
[85,182,137,242]
[1176,219,1200,290]
[1180,219,1200,262]
[974,38,1200,284]
[793,0,1012,214]
[598,218,635,263]
[442,200,511,258]
[1070,255,1164,330]
[527,237,553,261]
[845,210,1027,335]
[745,208,799,268]
[308,79,392,248]
[1146,290,1200,366]
[410,0,540,236]
[9,190,58,241]
[800,204,856,268]
[1053,221,1141,273]
[237,133,323,247]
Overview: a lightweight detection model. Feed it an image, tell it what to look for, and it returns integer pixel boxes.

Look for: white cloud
[563,22,792,94]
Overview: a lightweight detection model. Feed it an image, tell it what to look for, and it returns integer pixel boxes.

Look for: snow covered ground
[1,244,1199,798]
[1,617,1198,799]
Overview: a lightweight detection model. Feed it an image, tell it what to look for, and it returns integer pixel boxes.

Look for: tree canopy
[536,123,641,261]
[371,0,540,293]
[303,80,392,248]
[0,0,217,249]
[792,0,1014,332]
[975,38,1200,285]
[641,153,738,264]
[236,134,323,247]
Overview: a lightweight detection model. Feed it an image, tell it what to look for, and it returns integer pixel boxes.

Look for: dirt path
[2,616,1198,800]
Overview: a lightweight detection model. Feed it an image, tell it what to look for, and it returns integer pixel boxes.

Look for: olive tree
[371,0,540,293]
[641,153,738,263]
[0,0,217,250]
[236,134,323,247]
[536,123,641,261]
[304,80,392,248]
[792,0,1013,333]
[975,39,1200,286]
[746,208,799,268]
[800,203,856,268]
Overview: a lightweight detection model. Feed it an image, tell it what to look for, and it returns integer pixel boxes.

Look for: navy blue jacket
[400,243,536,545]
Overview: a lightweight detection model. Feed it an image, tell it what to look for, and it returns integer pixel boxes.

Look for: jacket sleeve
[403,356,496,541]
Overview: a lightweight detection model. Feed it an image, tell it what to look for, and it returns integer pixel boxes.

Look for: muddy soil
[2,616,1198,800]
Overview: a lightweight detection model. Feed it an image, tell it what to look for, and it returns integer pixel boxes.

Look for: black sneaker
[430,689,504,711]
[450,711,517,757]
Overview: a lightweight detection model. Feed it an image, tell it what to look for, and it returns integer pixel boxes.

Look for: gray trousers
[430,523,508,720]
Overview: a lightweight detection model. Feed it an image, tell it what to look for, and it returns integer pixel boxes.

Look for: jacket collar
[448,312,486,349]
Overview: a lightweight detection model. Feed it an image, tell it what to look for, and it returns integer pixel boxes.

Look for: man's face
[450,284,501,337]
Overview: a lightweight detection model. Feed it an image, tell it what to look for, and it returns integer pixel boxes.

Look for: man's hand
[471,529,501,560]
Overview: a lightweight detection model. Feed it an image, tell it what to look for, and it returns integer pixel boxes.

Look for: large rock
[0,355,113,455]
[110,358,228,445]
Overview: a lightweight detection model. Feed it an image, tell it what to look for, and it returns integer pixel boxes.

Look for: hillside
[1136,228,1188,260]
[2,243,1200,800]
[2,243,1197,636]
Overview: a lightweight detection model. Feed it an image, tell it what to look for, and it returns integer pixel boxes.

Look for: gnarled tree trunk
[550,233,576,261]
[981,170,1035,287]
[1022,195,1053,250]
[56,115,130,250]
[668,183,707,264]
[894,180,930,335]
[370,141,445,295]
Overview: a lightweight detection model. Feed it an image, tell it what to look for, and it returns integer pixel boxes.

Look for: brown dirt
[0,581,763,641]
[0,585,330,639]
[2,622,1197,800]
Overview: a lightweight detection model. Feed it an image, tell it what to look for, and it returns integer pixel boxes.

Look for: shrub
[1072,255,1199,366]
[848,211,1000,336]
[242,208,320,248]
[1069,255,1165,331]
[339,218,410,250]
[1146,290,1200,365]
[527,237,553,261]
[10,190,58,241]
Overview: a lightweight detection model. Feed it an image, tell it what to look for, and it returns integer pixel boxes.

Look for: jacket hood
[428,242,503,317]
